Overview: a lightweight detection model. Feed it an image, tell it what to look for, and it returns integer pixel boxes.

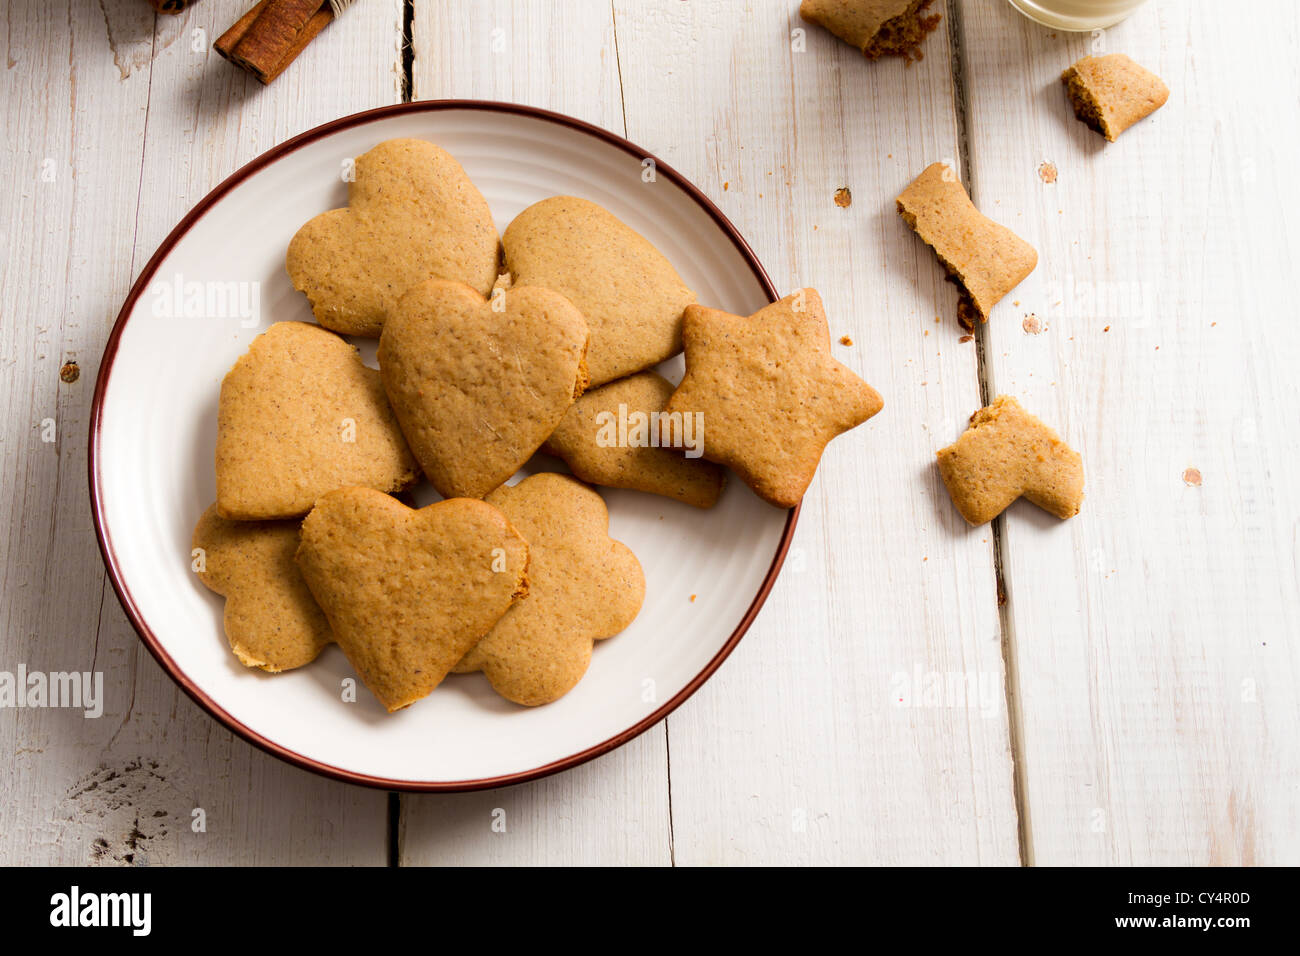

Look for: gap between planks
[946,0,1033,868]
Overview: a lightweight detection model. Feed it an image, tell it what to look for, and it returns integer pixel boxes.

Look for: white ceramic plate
[90,102,795,790]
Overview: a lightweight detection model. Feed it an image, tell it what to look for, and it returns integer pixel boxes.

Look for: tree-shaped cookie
[936,396,1084,525]
[295,489,530,712]
[286,138,500,337]
[662,289,884,508]
[192,504,331,673]
[453,473,644,706]
[215,321,418,520]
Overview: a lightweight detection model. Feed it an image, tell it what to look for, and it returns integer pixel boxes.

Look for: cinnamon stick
[215,0,335,85]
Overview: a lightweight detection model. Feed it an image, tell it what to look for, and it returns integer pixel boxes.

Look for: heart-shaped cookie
[378,279,589,499]
[502,196,697,386]
[453,473,644,706]
[215,321,419,520]
[286,138,500,338]
[295,488,530,712]
[192,504,332,673]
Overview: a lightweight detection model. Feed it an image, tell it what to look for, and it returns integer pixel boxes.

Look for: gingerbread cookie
[799,0,942,63]
[936,395,1084,525]
[662,289,883,508]
[192,504,331,673]
[545,371,725,509]
[295,488,529,712]
[1061,54,1169,142]
[378,279,589,500]
[502,196,696,387]
[286,138,500,337]
[215,321,418,520]
[897,162,1038,330]
[453,474,644,706]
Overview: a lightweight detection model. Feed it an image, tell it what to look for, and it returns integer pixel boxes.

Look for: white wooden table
[2,0,1296,866]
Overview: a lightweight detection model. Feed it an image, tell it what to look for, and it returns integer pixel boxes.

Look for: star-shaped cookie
[663,289,883,508]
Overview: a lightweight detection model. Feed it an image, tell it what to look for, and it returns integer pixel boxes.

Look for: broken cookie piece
[799,0,941,63]
[897,163,1038,330]
[936,395,1084,526]
[1061,53,1169,141]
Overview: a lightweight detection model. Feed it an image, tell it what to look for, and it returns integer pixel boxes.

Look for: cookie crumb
[1103,325,1111,332]
[59,361,80,384]
[1022,313,1044,334]
[1182,468,1202,487]
[723,181,730,191]
[834,186,852,208]
[958,334,973,343]
[1038,161,1058,184]
[839,335,853,346]
[690,594,697,603]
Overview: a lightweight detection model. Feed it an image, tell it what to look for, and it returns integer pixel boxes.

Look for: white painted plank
[958,0,1300,864]
[610,0,1019,864]
[402,0,672,866]
[0,0,404,865]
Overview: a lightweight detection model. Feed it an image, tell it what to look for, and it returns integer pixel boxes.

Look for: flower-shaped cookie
[454,473,644,706]
[192,504,332,673]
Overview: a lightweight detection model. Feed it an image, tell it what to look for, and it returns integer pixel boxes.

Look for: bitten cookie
[502,196,696,387]
[545,371,726,509]
[1061,54,1169,142]
[192,504,331,673]
[378,279,590,500]
[286,138,500,337]
[662,290,884,508]
[897,162,1038,330]
[215,321,418,520]
[936,395,1084,525]
[295,488,529,712]
[453,474,644,706]
[799,0,942,63]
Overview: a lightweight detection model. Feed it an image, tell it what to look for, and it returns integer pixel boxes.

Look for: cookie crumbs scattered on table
[959,334,973,344]
[1022,314,1044,334]
[834,187,852,207]
[59,361,79,383]
[1182,468,1202,487]
[1037,161,1058,184]
[840,335,854,346]
[690,594,697,603]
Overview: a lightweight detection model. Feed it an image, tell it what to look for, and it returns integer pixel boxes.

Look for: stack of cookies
[194,138,883,712]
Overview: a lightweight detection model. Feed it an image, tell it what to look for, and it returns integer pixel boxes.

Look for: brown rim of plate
[88,99,798,793]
